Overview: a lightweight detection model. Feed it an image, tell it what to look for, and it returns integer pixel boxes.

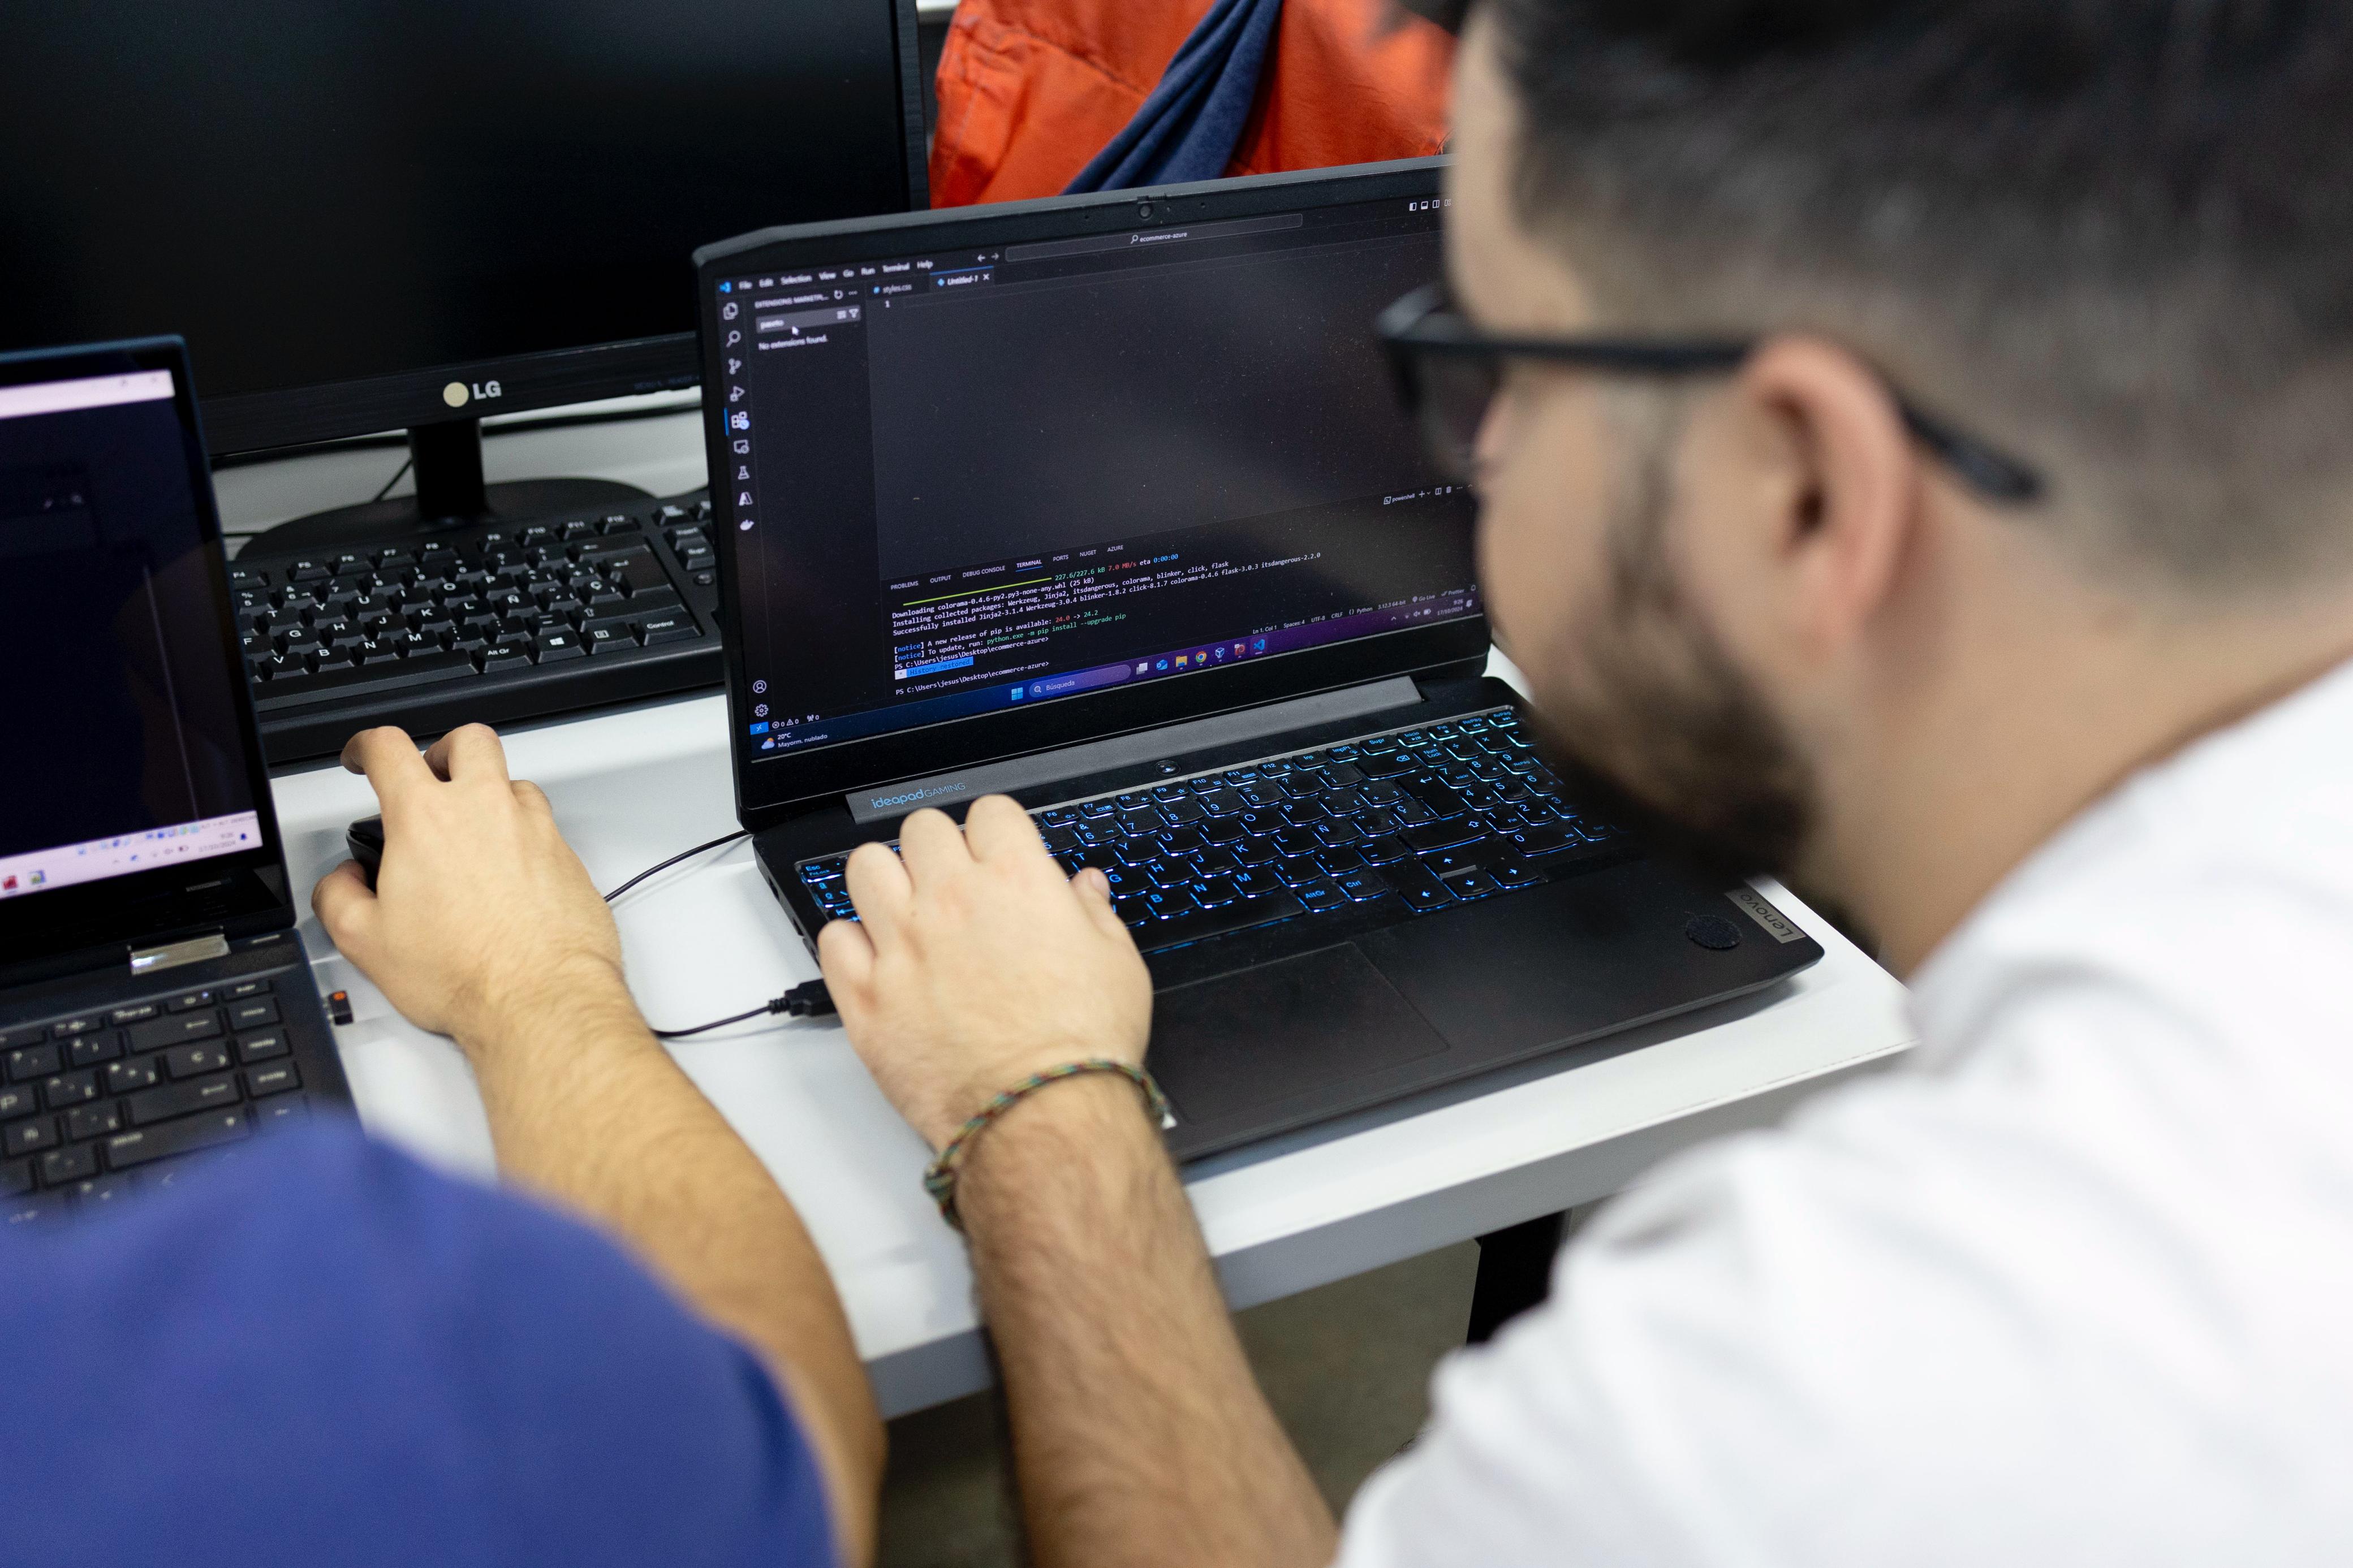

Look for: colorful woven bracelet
[923,1059,1170,1231]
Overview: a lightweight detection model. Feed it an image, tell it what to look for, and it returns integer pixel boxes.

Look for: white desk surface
[274,656,1916,1418]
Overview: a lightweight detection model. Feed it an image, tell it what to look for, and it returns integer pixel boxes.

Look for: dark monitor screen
[0,353,277,947]
[0,1,921,453]
[703,170,1480,811]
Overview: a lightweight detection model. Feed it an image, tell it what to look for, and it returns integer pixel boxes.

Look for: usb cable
[602,830,751,903]
[604,832,835,1036]
[652,978,835,1039]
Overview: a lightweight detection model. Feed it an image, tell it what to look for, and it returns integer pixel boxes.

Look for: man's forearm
[460,965,883,1565]
[958,1074,1336,1568]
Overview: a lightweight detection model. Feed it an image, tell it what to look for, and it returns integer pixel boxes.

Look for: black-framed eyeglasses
[1374,283,2045,505]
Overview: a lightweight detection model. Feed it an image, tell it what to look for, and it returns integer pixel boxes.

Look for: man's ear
[1731,336,1922,660]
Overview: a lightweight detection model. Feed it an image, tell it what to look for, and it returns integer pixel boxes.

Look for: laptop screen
[706,172,1479,787]
[0,363,265,906]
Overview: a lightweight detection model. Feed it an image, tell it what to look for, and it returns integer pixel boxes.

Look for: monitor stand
[243,417,654,553]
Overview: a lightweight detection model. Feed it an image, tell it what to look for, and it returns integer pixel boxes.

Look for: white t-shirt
[1338,656,2353,1566]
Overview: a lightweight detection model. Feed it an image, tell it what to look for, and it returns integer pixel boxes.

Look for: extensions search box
[1005,213,1304,264]
[757,304,862,334]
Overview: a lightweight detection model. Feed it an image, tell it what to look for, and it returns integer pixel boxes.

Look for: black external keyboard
[796,707,1626,952]
[0,978,316,1225]
[232,491,725,766]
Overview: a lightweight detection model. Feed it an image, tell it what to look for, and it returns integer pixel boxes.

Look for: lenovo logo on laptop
[1726,887,1805,944]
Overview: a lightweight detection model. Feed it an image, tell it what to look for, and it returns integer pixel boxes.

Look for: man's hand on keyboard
[312,724,630,1049]
[818,794,1152,1150]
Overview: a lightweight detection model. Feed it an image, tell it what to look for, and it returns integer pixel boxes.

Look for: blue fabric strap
[1066,0,1285,195]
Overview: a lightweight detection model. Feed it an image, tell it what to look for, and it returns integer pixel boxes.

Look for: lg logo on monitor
[441,379,505,409]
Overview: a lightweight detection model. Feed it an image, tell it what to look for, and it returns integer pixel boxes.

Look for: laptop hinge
[845,676,1425,824]
[128,932,230,978]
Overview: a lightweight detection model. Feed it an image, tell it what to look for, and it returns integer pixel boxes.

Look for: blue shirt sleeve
[2,1124,834,1568]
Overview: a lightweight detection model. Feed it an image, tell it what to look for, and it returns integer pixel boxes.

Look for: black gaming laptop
[694,159,1822,1160]
[0,339,352,1220]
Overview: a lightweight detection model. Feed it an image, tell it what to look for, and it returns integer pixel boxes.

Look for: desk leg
[1466,1211,1567,1344]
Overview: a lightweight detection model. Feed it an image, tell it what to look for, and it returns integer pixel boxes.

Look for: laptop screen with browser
[705,171,1480,785]
[0,364,264,905]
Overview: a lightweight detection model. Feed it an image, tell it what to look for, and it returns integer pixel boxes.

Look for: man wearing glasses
[311,0,2353,1563]
[806,0,2353,1562]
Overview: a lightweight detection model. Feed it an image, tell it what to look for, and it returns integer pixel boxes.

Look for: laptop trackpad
[1149,944,1449,1126]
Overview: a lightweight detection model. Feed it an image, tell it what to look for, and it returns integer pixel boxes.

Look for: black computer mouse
[347,816,386,889]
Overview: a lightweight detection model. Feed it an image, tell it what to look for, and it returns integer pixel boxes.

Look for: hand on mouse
[818,795,1153,1151]
[312,724,632,1052]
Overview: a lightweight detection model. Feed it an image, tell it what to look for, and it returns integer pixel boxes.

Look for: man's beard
[1516,424,1817,886]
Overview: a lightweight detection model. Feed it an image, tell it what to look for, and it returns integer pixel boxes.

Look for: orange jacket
[929,0,1454,208]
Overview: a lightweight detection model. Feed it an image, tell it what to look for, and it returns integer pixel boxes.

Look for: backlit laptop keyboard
[795,707,1625,953]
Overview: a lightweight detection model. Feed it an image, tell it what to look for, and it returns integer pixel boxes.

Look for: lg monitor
[0,0,927,541]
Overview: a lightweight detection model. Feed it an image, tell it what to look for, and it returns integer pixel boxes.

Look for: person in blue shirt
[9,723,881,1567]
